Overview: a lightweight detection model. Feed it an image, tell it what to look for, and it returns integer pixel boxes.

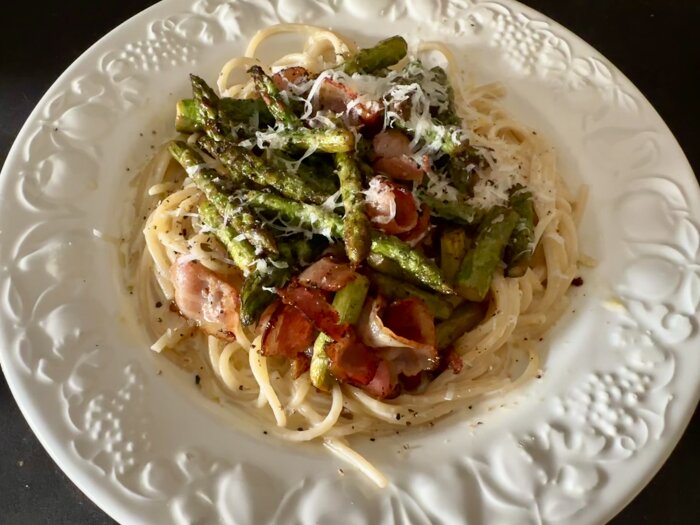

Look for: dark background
[1,1,698,523]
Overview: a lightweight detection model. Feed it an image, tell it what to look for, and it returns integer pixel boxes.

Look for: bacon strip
[260,301,316,358]
[298,257,358,291]
[372,130,426,183]
[398,204,431,246]
[326,338,379,386]
[383,298,436,348]
[317,78,383,128]
[277,282,348,340]
[170,257,240,340]
[365,176,418,235]
[446,349,463,374]
[358,296,438,378]
[291,354,311,378]
[272,66,309,91]
[361,359,399,399]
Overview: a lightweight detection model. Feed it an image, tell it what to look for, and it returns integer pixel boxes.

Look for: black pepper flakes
[195,374,201,385]
[572,276,584,287]
[155,301,163,308]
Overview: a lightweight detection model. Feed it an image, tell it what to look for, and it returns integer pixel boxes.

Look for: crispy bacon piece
[326,338,379,386]
[362,359,399,399]
[446,349,464,374]
[400,372,423,392]
[318,78,383,128]
[260,301,316,358]
[318,78,349,113]
[272,66,309,91]
[170,257,240,340]
[358,296,438,378]
[298,257,358,291]
[365,176,418,235]
[384,298,437,348]
[398,204,432,246]
[277,282,348,340]
[372,130,426,183]
[291,354,311,378]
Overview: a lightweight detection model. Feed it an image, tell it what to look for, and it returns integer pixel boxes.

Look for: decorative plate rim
[1,1,699,524]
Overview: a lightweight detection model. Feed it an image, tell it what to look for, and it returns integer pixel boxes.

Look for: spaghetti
[126,24,587,487]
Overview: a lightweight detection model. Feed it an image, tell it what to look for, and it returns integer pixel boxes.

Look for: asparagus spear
[342,36,408,75]
[430,66,460,126]
[239,266,292,326]
[335,152,371,265]
[245,189,343,237]
[240,274,275,325]
[369,272,454,320]
[392,120,463,156]
[175,97,274,134]
[310,275,370,391]
[440,228,468,283]
[248,65,301,128]
[198,201,256,273]
[436,302,485,350]
[168,141,278,254]
[420,192,483,225]
[367,253,423,285]
[455,207,519,301]
[370,235,452,295]
[277,236,327,267]
[268,152,339,197]
[197,135,331,205]
[189,74,352,152]
[189,74,229,141]
[505,185,536,277]
[274,128,354,153]
[447,147,483,195]
[244,190,453,294]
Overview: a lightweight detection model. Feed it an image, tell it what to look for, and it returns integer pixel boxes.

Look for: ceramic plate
[1,1,699,523]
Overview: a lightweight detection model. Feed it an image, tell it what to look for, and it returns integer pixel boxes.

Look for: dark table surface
[1,1,698,524]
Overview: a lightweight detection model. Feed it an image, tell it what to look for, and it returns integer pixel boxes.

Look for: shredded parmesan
[364,177,396,224]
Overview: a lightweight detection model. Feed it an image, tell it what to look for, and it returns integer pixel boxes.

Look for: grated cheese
[364,177,396,224]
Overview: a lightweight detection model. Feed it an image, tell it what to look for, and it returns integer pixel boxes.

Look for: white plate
[1,1,699,523]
